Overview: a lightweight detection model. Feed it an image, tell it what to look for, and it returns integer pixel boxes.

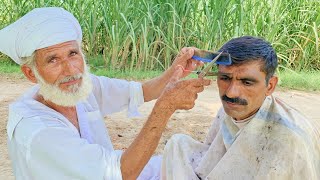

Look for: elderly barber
[0,7,210,180]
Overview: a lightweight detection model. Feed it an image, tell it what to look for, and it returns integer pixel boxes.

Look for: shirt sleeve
[27,126,123,180]
[90,74,144,117]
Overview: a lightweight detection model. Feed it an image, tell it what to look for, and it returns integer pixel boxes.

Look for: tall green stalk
[0,0,319,71]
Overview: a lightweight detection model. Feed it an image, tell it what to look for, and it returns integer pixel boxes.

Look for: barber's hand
[171,47,203,78]
[156,67,211,111]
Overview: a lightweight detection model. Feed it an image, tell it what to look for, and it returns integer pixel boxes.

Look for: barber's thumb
[180,48,194,60]
[201,78,212,86]
[170,66,184,83]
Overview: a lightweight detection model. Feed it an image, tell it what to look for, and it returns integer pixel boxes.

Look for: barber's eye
[70,51,77,56]
[48,58,57,63]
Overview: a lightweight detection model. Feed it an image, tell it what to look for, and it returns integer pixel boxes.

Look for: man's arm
[120,48,211,179]
[142,47,202,102]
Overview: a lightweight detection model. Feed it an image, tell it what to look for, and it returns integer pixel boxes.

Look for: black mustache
[222,95,248,105]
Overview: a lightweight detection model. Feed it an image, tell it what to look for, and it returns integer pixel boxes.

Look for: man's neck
[35,94,79,131]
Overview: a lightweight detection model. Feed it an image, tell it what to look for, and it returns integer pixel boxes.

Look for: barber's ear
[266,76,278,96]
[21,65,37,83]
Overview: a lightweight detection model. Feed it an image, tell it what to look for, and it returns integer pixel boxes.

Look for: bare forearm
[120,101,174,179]
[142,67,175,102]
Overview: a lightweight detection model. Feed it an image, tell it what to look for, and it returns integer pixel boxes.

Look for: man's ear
[266,76,278,96]
[21,65,37,83]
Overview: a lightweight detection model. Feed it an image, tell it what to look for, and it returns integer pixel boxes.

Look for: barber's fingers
[192,59,204,67]
[169,66,184,83]
[184,78,212,88]
[181,90,199,110]
[201,78,211,86]
[180,47,196,54]
[177,48,194,61]
[182,102,196,110]
[180,47,189,54]
[193,85,205,93]
[186,59,204,71]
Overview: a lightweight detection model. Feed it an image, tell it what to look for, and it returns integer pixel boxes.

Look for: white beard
[33,64,93,107]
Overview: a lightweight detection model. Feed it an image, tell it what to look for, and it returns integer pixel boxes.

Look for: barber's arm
[120,48,210,180]
[142,47,202,102]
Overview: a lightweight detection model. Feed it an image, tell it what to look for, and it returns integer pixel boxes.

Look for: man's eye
[219,76,230,81]
[242,80,253,86]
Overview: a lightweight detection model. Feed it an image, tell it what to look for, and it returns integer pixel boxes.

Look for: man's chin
[222,104,245,120]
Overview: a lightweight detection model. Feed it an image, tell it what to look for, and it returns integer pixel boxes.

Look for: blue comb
[192,50,232,65]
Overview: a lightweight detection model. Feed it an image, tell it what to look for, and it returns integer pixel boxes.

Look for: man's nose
[225,81,240,98]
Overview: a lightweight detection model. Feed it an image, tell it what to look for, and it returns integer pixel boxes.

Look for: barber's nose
[225,82,240,98]
[62,59,77,75]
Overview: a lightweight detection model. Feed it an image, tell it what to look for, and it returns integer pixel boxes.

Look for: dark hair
[218,36,278,83]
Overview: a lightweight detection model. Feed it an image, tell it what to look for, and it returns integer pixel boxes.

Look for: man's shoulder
[259,96,318,143]
[260,96,308,122]
[7,98,68,142]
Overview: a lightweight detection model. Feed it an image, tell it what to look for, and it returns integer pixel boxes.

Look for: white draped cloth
[162,96,320,180]
[7,74,161,180]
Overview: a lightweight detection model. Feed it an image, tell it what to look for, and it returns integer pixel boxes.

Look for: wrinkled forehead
[36,40,80,53]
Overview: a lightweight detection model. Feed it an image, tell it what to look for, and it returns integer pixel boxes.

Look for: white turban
[0,7,82,64]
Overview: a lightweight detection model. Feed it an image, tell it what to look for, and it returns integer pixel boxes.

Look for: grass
[0,0,319,72]
[1,57,319,91]
[86,55,162,80]
[0,57,163,81]
[91,68,162,81]
[0,0,319,91]
[278,70,320,91]
[0,58,21,74]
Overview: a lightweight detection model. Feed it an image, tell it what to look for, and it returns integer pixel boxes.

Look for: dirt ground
[0,74,320,179]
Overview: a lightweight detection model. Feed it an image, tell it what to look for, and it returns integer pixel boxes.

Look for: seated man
[0,7,210,180]
[162,36,320,179]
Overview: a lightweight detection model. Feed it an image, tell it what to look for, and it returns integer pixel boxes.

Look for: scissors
[194,51,224,78]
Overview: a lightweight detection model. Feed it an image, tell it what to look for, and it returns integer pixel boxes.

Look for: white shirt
[231,113,256,129]
[6,74,152,180]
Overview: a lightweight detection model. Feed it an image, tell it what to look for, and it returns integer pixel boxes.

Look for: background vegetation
[0,0,319,90]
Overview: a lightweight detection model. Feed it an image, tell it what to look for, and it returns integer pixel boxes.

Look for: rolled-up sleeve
[28,127,123,180]
[90,74,144,117]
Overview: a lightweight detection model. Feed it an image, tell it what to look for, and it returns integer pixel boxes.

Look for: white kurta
[162,96,320,180]
[7,74,161,180]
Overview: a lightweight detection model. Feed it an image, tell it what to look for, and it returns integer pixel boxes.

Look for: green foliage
[278,70,320,91]
[0,0,319,72]
[0,58,21,74]
[86,55,162,80]
[0,57,319,91]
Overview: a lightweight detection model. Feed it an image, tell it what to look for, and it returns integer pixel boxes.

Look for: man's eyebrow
[217,72,258,82]
[45,53,57,61]
[69,48,79,52]
[238,77,258,82]
[217,72,232,76]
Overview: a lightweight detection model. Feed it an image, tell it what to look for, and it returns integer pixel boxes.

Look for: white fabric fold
[77,103,94,144]
[162,96,320,179]
[128,81,144,118]
[104,151,123,180]
[7,74,161,179]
